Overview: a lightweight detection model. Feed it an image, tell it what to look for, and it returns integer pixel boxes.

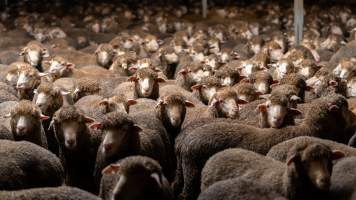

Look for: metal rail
[294,0,304,46]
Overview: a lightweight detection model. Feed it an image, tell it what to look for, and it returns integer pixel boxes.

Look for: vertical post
[202,0,207,18]
[294,0,304,46]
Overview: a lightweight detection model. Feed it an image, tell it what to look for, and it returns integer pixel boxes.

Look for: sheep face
[103,163,163,200]
[5,69,18,87]
[57,120,86,150]
[164,52,179,64]
[240,61,259,77]
[254,80,271,95]
[275,60,294,80]
[347,78,356,97]
[144,36,159,53]
[33,87,61,115]
[287,144,345,192]
[16,68,40,90]
[129,69,164,98]
[257,99,292,128]
[98,97,137,114]
[20,44,49,68]
[46,58,74,78]
[210,97,241,119]
[95,44,115,68]
[156,96,194,129]
[97,124,141,159]
[333,60,356,80]
[193,84,217,105]
[9,101,48,140]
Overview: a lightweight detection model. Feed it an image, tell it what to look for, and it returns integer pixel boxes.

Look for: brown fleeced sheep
[201,144,344,200]
[233,82,261,103]
[0,140,64,190]
[160,84,203,106]
[75,94,137,121]
[16,63,42,100]
[267,136,356,162]
[19,40,49,71]
[191,76,221,105]
[0,186,101,200]
[52,105,101,193]
[126,68,165,99]
[329,156,356,200]
[91,111,172,186]
[176,94,351,200]
[249,70,276,94]
[198,178,288,200]
[8,100,49,149]
[33,81,63,155]
[99,156,173,200]
[95,43,116,68]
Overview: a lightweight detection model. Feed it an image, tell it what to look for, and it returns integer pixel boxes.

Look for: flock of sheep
[0,0,356,200]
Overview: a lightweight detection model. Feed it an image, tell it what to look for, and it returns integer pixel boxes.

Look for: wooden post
[294,0,304,46]
[202,0,207,18]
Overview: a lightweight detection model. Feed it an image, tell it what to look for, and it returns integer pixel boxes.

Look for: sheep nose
[65,139,76,149]
[16,126,26,133]
[316,177,331,191]
[16,83,26,89]
[103,143,113,153]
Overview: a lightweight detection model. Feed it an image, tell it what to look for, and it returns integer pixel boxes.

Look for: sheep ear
[128,76,138,82]
[150,172,162,187]
[90,122,102,130]
[191,84,202,91]
[155,99,165,108]
[271,80,279,84]
[84,116,95,124]
[66,63,75,69]
[132,125,143,133]
[156,77,166,83]
[256,104,267,113]
[237,98,248,104]
[178,69,188,75]
[287,154,299,166]
[331,150,345,160]
[3,113,11,118]
[98,100,109,107]
[102,163,121,175]
[40,114,50,121]
[288,108,302,116]
[127,99,137,106]
[185,100,195,107]
[128,66,137,73]
[328,104,340,112]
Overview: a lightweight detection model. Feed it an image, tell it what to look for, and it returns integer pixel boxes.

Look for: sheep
[333,57,356,80]
[233,82,262,103]
[0,87,18,103]
[33,81,63,155]
[270,59,295,80]
[75,94,137,121]
[42,55,75,80]
[160,84,203,106]
[15,63,42,100]
[0,186,101,200]
[296,59,321,79]
[126,68,165,99]
[155,93,195,144]
[201,144,344,200]
[249,70,276,94]
[197,178,288,200]
[51,105,101,193]
[329,156,356,200]
[348,133,356,147]
[95,43,116,68]
[278,73,311,102]
[129,98,158,113]
[90,111,172,186]
[0,140,64,190]
[214,66,241,87]
[6,100,49,149]
[346,77,356,98]
[267,136,356,162]
[175,60,212,91]
[191,76,221,105]
[99,156,173,200]
[0,124,13,140]
[19,40,49,71]
[176,94,351,200]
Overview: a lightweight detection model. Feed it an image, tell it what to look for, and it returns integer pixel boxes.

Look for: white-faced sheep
[201,144,344,200]
[19,40,49,71]
[51,105,101,193]
[95,43,116,68]
[15,63,42,100]
[0,140,64,190]
[191,76,221,105]
[7,100,49,148]
[99,156,173,200]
